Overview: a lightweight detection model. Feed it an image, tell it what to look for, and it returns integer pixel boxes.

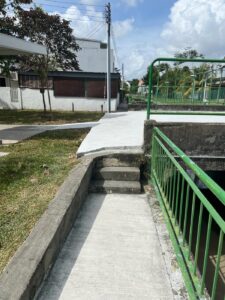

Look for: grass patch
[0,109,103,125]
[0,129,88,273]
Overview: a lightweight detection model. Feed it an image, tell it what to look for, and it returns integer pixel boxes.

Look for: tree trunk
[8,77,12,102]
[20,88,24,110]
[47,88,52,112]
[41,90,47,112]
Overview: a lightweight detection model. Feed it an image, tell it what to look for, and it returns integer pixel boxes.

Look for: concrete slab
[77,111,225,157]
[38,193,174,300]
[77,112,146,156]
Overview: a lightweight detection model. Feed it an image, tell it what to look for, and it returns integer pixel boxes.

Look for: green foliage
[142,49,217,99]
[130,78,139,94]
[17,7,80,71]
[174,48,204,61]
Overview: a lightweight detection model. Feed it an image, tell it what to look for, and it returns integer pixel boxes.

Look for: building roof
[0,33,47,55]
[76,37,103,43]
[19,71,121,80]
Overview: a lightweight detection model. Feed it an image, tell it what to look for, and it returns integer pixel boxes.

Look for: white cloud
[121,0,225,79]
[121,0,143,7]
[161,0,225,57]
[52,5,106,40]
[79,0,100,4]
[113,18,134,38]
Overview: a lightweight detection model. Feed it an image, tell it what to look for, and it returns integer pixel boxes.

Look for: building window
[19,75,53,89]
[54,78,85,97]
[0,77,6,87]
[87,80,106,98]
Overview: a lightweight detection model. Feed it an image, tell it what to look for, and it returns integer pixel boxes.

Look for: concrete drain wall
[0,151,144,300]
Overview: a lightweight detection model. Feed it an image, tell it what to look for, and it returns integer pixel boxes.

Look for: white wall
[0,86,119,112]
[77,39,115,73]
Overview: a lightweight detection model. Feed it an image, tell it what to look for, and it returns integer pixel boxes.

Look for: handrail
[154,127,225,207]
[147,57,225,119]
[151,127,225,299]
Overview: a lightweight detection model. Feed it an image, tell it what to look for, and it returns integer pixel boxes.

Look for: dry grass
[0,109,103,125]
[0,129,88,273]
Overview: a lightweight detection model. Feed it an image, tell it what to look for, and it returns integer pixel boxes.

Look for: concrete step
[96,156,141,168]
[89,180,141,194]
[94,167,140,181]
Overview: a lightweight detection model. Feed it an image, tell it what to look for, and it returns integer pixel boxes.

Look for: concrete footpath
[38,193,174,300]
[0,122,97,144]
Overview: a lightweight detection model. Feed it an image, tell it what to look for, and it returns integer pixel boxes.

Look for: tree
[0,0,32,34]
[0,0,32,15]
[143,49,208,100]
[15,7,80,111]
[130,79,139,94]
[0,0,33,102]
[174,48,204,60]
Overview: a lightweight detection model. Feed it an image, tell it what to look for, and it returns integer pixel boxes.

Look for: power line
[21,11,105,22]
[86,23,105,39]
[65,17,105,23]
[35,0,104,7]
[35,2,105,18]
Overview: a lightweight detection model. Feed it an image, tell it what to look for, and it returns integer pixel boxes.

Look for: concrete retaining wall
[0,157,94,300]
[144,121,225,157]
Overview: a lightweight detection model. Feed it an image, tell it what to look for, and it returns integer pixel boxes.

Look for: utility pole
[121,63,124,90]
[121,63,125,101]
[105,2,111,113]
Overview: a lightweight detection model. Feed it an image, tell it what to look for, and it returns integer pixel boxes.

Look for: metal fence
[151,127,225,299]
[153,86,225,105]
[147,58,225,119]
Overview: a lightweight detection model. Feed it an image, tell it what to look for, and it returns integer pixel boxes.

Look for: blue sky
[33,0,225,79]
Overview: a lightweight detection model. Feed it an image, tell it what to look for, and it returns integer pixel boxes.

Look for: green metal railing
[128,93,147,103]
[147,57,225,119]
[151,127,225,299]
[152,86,225,105]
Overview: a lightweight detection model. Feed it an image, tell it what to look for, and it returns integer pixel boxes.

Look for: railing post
[147,64,153,120]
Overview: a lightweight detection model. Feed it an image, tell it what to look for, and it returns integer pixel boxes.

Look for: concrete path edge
[0,156,95,300]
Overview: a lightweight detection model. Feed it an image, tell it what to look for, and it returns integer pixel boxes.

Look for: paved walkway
[38,193,174,300]
[77,111,225,156]
[1,111,224,147]
[0,122,97,144]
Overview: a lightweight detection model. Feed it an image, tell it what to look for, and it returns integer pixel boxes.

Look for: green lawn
[0,109,103,125]
[0,129,88,273]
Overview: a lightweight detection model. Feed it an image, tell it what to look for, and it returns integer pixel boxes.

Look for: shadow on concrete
[37,193,105,300]
[102,113,127,119]
[0,126,44,142]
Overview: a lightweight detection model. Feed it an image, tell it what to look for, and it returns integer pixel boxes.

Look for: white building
[0,36,120,112]
[76,38,115,73]
[0,33,46,56]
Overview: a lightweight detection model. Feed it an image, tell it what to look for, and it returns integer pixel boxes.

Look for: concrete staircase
[89,156,141,194]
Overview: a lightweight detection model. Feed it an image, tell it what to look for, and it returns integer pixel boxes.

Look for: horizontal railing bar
[151,57,225,65]
[153,135,225,231]
[154,127,225,207]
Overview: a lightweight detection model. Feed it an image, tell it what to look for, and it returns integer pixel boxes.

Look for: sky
[32,0,225,79]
